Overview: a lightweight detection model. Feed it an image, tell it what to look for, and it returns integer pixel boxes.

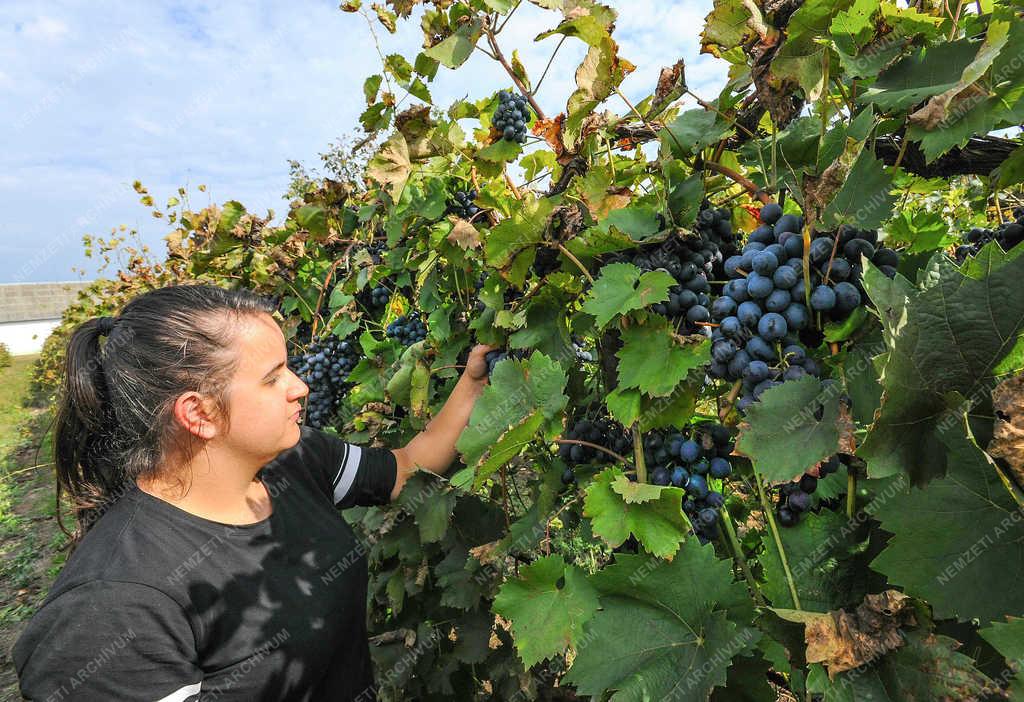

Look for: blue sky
[0,1,724,283]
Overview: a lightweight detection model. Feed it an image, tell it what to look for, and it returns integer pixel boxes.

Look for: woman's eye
[267,375,279,385]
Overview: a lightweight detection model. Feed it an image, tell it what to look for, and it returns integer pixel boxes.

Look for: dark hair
[54,283,278,544]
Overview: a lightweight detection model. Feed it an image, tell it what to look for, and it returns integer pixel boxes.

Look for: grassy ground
[0,356,66,701]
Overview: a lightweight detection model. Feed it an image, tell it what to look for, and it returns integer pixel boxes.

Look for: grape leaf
[859,251,1024,483]
[395,471,456,543]
[760,510,869,612]
[821,151,896,231]
[456,351,568,480]
[857,40,981,111]
[564,545,758,701]
[367,132,412,195]
[736,376,844,484]
[423,17,483,69]
[580,263,675,328]
[583,467,690,559]
[979,618,1024,701]
[484,196,554,267]
[564,36,635,148]
[805,630,999,701]
[617,317,710,397]
[492,555,599,668]
[701,0,754,57]
[829,0,877,56]
[660,109,732,159]
[871,421,1024,624]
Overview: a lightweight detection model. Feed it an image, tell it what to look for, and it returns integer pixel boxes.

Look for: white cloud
[0,0,722,283]
[21,15,70,41]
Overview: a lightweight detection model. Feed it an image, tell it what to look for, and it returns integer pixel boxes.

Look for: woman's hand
[463,344,498,383]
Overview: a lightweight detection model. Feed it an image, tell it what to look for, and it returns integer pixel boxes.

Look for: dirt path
[0,356,64,702]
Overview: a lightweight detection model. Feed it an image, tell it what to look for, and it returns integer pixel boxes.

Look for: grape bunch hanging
[955,207,1024,262]
[494,90,531,143]
[448,188,480,220]
[386,312,427,346]
[648,423,734,542]
[775,454,844,527]
[558,416,634,485]
[290,335,362,429]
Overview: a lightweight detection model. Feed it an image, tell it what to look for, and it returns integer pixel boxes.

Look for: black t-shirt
[13,426,398,701]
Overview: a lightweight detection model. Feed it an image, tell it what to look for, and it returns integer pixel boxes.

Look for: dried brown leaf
[988,372,1024,486]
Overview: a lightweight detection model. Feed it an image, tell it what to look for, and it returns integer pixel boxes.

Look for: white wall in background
[0,319,58,355]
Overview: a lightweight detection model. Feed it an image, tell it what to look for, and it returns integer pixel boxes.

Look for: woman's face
[220,313,309,462]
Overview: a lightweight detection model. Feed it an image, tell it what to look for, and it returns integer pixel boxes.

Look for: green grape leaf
[979,618,1024,701]
[701,0,755,56]
[871,421,1024,624]
[423,17,483,69]
[822,151,896,231]
[605,386,642,427]
[564,545,758,701]
[484,196,554,267]
[564,36,634,148]
[884,209,957,253]
[617,318,711,397]
[395,471,455,543]
[581,263,675,328]
[583,467,690,559]
[456,351,568,483]
[736,376,844,484]
[476,138,522,163]
[806,630,999,701]
[660,109,732,159]
[761,510,870,612]
[492,555,600,668]
[599,203,661,239]
[829,0,877,55]
[858,39,981,111]
[859,252,1024,483]
[771,36,827,102]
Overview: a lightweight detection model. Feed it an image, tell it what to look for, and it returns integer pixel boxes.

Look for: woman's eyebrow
[262,360,286,380]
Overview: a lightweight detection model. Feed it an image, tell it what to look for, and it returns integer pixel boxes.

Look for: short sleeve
[14,580,203,702]
[296,426,398,509]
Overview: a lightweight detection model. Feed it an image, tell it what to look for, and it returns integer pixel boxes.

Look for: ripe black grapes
[448,188,480,220]
[954,208,1024,262]
[775,454,842,527]
[290,335,363,429]
[386,312,427,346]
[494,90,531,143]
[647,422,735,542]
[558,416,634,485]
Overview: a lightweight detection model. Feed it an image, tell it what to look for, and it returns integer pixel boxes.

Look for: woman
[13,283,494,701]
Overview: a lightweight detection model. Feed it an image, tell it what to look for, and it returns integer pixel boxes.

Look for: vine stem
[755,472,802,610]
[557,244,594,283]
[704,161,771,204]
[846,469,856,519]
[553,438,630,466]
[721,510,766,606]
[718,380,743,422]
[485,24,546,120]
[632,425,648,484]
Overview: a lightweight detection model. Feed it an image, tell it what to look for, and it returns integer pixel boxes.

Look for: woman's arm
[389,344,493,500]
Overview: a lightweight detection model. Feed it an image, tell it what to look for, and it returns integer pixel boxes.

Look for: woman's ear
[172,391,223,440]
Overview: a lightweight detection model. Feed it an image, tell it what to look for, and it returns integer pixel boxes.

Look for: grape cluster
[572,337,594,363]
[370,285,390,307]
[558,416,634,484]
[483,348,529,377]
[386,312,427,345]
[775,455,842,527]
[494,90,531,143]
[955,208,1024,262]
[448,188,480,220]
[361,239,386,265]
[531,246,562,277]
[648,423,734,541]
[694,203,740,278]
[802,224,900,321]
[290,335,362,429]
[604,236,725,334]
[708,204,821,400]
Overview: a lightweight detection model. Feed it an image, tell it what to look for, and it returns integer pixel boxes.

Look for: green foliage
[29,0,1024,699]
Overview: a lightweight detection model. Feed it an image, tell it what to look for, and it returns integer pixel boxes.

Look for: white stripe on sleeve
[154,681,202,702]
[332,443,362,505]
